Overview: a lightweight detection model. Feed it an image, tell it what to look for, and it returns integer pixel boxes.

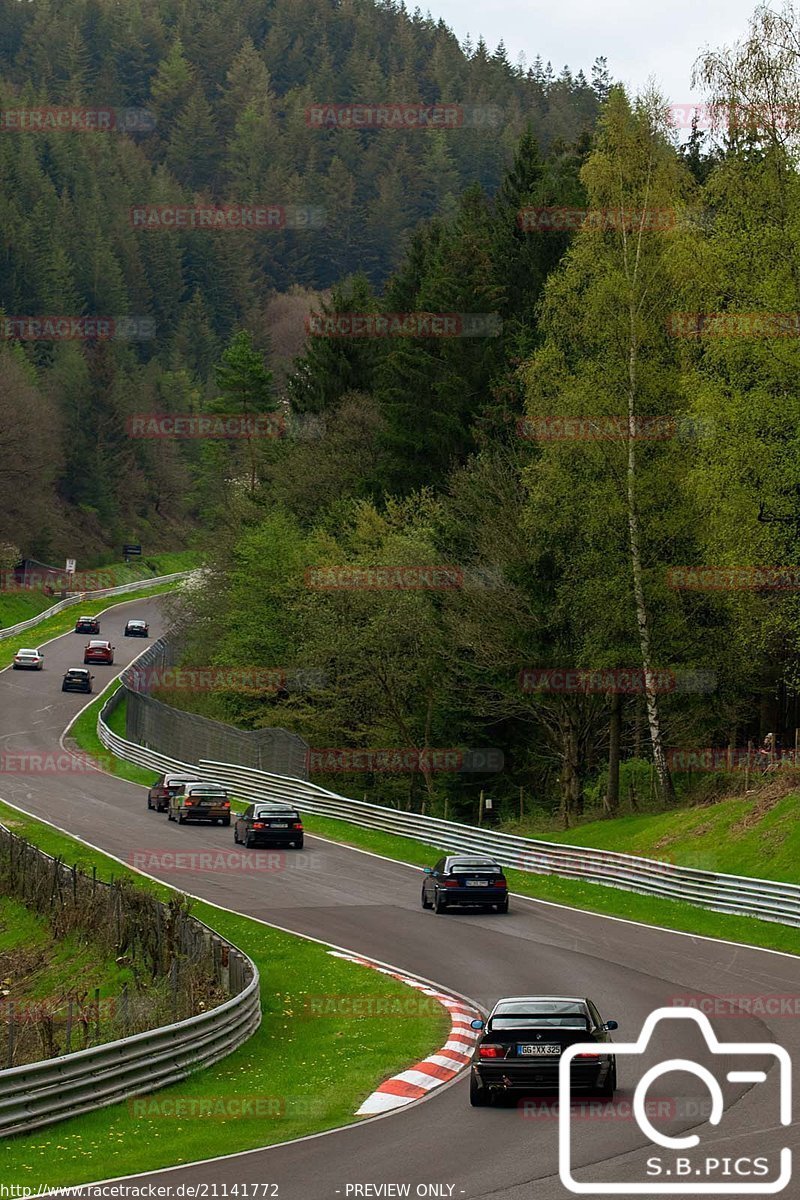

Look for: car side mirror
[470,1018,485,1030]
[423,867,432,874]
[603,1020,618,1031]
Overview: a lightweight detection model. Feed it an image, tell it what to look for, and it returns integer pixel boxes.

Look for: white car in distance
[12,648,44,671]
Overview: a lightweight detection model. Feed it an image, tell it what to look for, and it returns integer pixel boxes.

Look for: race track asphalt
[1,594,797,1199]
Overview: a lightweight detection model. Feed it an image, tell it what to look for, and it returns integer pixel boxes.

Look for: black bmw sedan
[469,996,618,1106]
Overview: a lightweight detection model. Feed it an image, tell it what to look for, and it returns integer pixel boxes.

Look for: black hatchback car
[234,802,304,849]
[62,668,94,693]
[124,619,149,637]
[469,996,618,1106]
[74,616,100,634]
[421,855,508,913]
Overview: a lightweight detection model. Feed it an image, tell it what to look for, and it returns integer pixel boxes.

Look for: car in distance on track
[62,668,94,694]
[469,996,618,1106]
[234,801,304,849]
[167,781,231,826]
[12,648,44,670]
[147,772,204,813]
[124,619,149,637]
[421,855,508,913]
[74,616,100,634]
[84,639,115,665]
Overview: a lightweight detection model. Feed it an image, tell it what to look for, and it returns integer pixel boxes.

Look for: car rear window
[255,808,298,819]
[491,1002,589,1030]
[450,861,501,873]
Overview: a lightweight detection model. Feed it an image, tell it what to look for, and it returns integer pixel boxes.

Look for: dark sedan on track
[234,801,304,849]
[124,619,149,637]
[469,996,618,1106]
[74,616,100,634]
[421,855,508,913]
[147,772,203,813]
[62,668,94,694]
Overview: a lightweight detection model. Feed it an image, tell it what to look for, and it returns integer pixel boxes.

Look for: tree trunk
[560,709,582,827]
[605,690,622,813]
[626,300,675,804]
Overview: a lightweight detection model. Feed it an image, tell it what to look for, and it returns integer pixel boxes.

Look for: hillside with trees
[0,0,606,560]
[169,4,800,825]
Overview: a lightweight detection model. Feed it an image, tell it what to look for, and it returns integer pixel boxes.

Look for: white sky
[426,0,758,108]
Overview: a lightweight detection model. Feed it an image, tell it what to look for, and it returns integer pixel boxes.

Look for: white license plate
[270,822,288,828]
[466,880,489,886]
[518,1044,560,1056]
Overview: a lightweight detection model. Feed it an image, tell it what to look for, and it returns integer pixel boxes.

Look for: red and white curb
[328,950,481,1116]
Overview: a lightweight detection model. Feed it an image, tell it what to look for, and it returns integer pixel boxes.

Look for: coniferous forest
[5,0,800,822]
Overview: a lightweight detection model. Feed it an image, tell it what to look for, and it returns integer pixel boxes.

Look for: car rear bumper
[175,807,230,822]
[440,888,507,905]
[473,1061,611,1090]
[246,832,301,845]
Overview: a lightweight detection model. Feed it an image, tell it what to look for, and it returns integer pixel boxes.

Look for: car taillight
[576,1052,600,1059]
[184,800,193,806]
[253,822,265,829]
[222,801,230,807]
[478,1045,505,1059]
[493,877,507,888]
[444,879,459,887]
[292,822,303,830]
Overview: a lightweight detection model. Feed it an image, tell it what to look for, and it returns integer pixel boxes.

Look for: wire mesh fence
[120,636,310,778]
[0,825,250,1068]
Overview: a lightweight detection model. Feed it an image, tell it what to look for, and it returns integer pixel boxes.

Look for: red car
[84,639,115,665]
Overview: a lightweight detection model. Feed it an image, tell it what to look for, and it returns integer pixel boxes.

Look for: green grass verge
[0,550,199,634]
[0,895,135,1004]
[0,806,448,1185]
[0,579,188,670]
[525,794,800,884]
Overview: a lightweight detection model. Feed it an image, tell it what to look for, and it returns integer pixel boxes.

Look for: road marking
[325,950,480,1115]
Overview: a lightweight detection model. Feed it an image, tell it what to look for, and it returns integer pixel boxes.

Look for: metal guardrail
[0,823,261,1138]
[95,703,800,931]
[0,571,193,641]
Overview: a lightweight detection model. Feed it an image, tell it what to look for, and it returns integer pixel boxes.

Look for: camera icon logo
[558,1007,792,1194]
